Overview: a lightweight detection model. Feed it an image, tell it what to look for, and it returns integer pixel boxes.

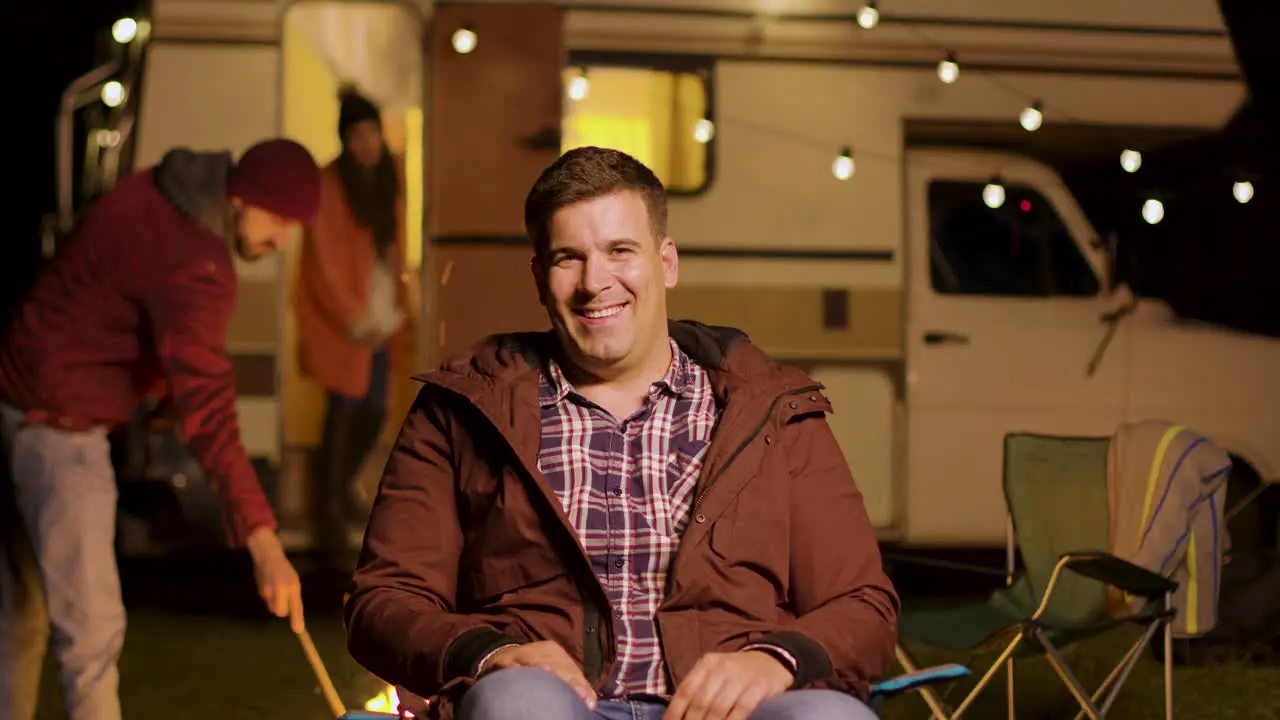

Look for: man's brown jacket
[344,321,899,717]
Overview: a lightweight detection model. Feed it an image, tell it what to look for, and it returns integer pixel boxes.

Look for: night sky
[3,0,138,319]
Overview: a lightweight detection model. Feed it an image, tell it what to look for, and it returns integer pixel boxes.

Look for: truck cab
[889,146,1278,544]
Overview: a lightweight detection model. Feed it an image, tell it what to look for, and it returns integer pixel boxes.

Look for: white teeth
[581,304,624,319]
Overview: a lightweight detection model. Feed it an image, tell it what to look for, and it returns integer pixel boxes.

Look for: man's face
[231,202,298,261]
[345,119,384,169]
[534,190,678,379]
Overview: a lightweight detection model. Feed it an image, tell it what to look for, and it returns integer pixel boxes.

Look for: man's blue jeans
[0,402,125,720]
[457,667,878,720]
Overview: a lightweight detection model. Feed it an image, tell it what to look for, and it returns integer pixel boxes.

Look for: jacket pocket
[707,493,789,575]
[468,550,567,603]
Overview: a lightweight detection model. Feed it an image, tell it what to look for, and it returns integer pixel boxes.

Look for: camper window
[927,180,1099,298]
[561,65,711,195]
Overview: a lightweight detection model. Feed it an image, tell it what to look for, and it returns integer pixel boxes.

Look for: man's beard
[233,229,272,262]
[230,207,270,262]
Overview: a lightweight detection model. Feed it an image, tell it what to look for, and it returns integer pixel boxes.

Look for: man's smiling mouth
[574,303,628,320]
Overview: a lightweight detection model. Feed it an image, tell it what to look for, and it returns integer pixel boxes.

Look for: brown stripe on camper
[666,286,904,361]
[230,353,275,397]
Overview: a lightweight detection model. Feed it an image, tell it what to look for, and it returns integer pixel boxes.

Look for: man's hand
[664,651,794,720]
[246,527,304,633]
[482,641,597,710]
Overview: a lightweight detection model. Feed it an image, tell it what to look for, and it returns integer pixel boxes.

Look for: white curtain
[290,2,424,113]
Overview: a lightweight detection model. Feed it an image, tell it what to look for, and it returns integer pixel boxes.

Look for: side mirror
[1092,230,1122,296]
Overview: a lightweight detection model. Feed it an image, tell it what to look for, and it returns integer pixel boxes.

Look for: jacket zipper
[690,384,824,519]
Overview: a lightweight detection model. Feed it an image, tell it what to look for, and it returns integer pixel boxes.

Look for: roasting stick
[295,625,348,718]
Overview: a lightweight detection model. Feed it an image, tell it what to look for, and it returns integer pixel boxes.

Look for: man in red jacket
[0,138,321,720]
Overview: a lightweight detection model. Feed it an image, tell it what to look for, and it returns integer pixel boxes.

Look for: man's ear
[660,236,679,289]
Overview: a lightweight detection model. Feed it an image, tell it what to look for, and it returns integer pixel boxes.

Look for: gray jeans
[0,402,125,720]
[458,668,879,720]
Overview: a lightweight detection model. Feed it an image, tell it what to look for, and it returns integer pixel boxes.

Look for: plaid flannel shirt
[537,340,718,698]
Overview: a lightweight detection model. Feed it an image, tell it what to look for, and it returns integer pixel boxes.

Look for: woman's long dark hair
[335,145,399,257]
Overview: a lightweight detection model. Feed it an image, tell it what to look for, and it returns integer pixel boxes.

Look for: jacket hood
[416,319,814,408]
[153,149,234,239]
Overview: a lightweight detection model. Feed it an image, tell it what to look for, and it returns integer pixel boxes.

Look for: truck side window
[927,180,1099,298]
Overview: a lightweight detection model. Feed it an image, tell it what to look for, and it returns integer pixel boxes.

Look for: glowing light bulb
[1019,103,1043,132]
[1120,149,1142,173]
[452,27,478,54]
[983,181,1005,209]
[101,81,126,108]
[567,72,589,101]
[693,118,715,144]
[112,17,138,44]
[1233,181,1254,204]
[1142,199,1164,225]
[832,147,855,180]
[856,2,879,30]
[937,54,959,84]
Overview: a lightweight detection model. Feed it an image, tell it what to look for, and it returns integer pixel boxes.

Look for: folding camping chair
[335,664,974,719]
[895,433,1178,720]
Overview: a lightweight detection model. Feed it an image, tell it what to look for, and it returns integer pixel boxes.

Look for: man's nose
[579,254,611,294]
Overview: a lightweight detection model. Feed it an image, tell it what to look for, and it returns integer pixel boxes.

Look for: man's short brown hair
[524,146,668,259]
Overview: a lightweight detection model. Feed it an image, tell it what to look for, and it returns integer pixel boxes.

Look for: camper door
[902,149,1124,545]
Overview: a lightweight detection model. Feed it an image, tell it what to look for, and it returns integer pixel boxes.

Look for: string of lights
[445,8,1258,225]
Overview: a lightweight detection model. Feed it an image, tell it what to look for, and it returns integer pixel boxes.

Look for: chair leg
[1004,511,1017,720]
[1164,592,1175,720]
[951,633,1026,719]
[1035,629,1103,720]
[894,645,951,720]
[1090,619,1165,719]
[1005,657,1015,720]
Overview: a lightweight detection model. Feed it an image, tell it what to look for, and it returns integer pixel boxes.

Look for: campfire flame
[364,684,414,717]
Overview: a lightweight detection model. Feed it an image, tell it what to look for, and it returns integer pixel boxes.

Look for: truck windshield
[928,180,1099,298]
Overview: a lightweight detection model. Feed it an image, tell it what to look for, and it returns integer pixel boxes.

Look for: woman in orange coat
[294,87,411,560]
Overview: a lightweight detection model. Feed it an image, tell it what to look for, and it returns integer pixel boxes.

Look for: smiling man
[345,146,898,720]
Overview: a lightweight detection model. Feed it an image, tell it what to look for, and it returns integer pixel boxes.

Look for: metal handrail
[56,53,123,232]
[50,17,149,252]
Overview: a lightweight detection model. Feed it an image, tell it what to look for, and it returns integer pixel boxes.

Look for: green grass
[30,608,1280,719]
[36,609,384,719]
[881,630,1280,719]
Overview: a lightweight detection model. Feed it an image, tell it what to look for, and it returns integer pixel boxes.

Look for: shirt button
[612,486,623,496]
[764,435,772,444]
[586,626,596,634]
[695,513,706,523]
[614,608,623,618]
[614,558,625,568]
[788,401,799,409]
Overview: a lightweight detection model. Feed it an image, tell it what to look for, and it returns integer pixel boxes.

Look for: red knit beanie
[226,139,322,222]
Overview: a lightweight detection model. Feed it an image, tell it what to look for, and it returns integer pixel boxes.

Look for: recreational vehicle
[62,0,1273,552]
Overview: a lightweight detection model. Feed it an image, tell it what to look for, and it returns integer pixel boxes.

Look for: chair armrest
[1061,551,1177,599]
[870,663,971,698]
